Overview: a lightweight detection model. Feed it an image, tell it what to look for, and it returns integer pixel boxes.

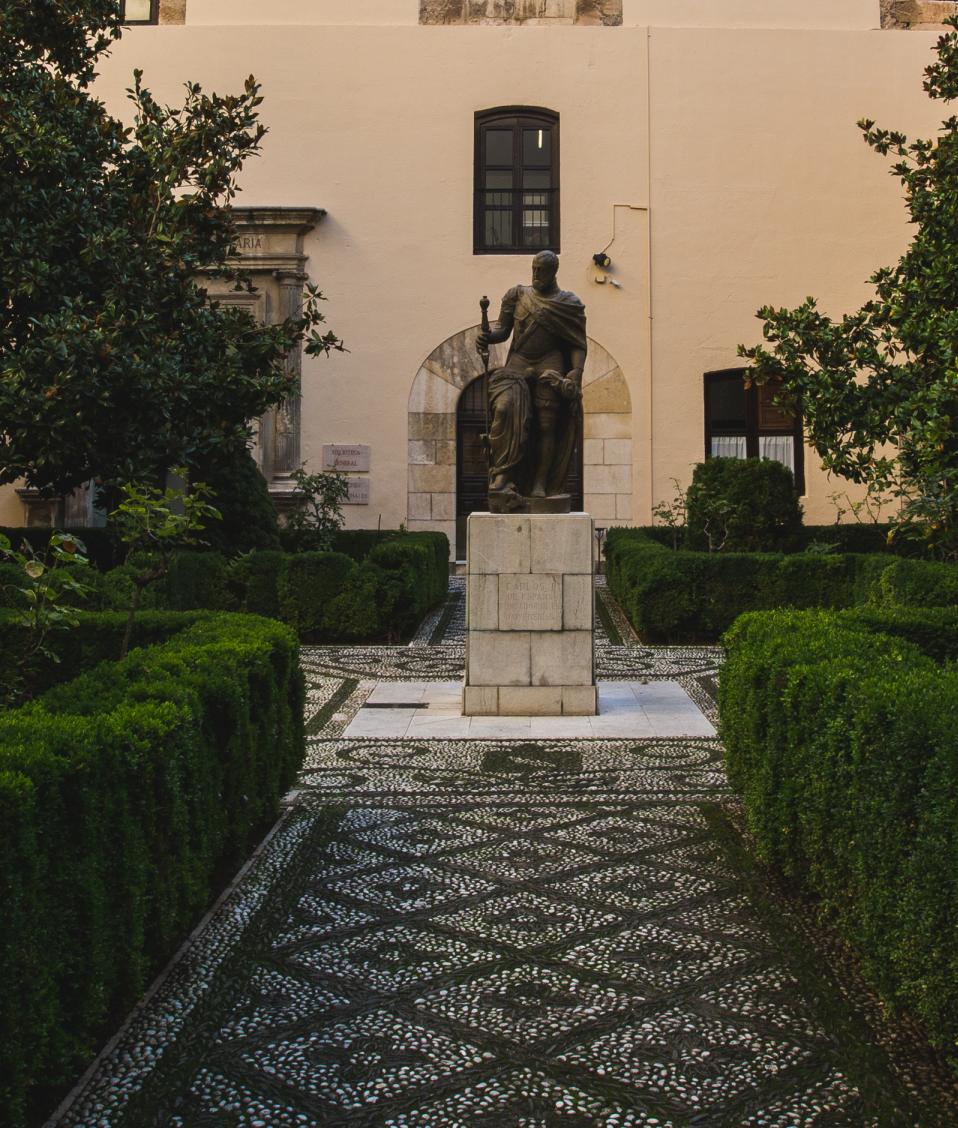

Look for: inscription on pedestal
[498,574,562,631]
[464,513,596,716]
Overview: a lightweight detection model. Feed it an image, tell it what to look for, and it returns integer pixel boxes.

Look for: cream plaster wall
[0,13,947,535]
[647,27,942,521]
[86,23,648,536]
[188,1,419,26]
[188,1,881,31]
[0,491,23,527]
[623,1,880,29]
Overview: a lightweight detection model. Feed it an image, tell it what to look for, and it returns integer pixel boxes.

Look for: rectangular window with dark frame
[121,0,159,24]
[704,369,805,493]
[475,108,559,254]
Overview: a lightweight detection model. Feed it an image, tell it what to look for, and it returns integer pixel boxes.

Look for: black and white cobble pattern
[56,581,952,1127]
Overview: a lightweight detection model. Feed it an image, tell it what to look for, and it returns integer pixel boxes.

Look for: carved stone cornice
[228,206,326,273]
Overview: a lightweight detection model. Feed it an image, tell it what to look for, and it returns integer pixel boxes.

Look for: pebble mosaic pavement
[55,580,958,1127]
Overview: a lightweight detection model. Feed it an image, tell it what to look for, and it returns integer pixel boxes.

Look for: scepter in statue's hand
[478,295,491,373]
[478,296,491,458]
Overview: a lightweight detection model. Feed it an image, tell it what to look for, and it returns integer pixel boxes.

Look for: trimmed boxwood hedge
[720,608,958,1069]
[605,528,958,642]
[0,612,305,1128]
[176,532,449,641]
[0,530,449,644]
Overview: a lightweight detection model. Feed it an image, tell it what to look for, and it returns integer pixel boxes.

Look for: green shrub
[230,549,285,617]
[187,445,281,555]
[93,561,162,612]
[872,556,958,607]
[796,524,897,555]
[720,610,958,1066]
[685,458,803,552]
[0,612,303,1126]
[165,551,229,611]
[0,609,211,722]
[278,551,357,638]
[321,560,384,641]
[605,527,958,642]
[329,528,401,560]
[0,527,122,570]
[369,534,448,636]
[0,561,28,608]
[837,605,958,661]
[604,529,865,642]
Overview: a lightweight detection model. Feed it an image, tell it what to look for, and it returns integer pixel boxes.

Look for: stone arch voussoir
[407,326,631,556]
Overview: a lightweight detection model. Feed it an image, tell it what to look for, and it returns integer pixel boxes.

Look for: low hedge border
[229,531,448,641]
[0,531,450,644]
[605,527,958,642]
[720,608,958,1071]
[0,611,305,1128]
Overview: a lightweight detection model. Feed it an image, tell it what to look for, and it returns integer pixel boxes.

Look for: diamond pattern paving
[57,581,958,1127]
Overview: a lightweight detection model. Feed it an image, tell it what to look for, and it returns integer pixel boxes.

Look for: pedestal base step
[463,684,597,717]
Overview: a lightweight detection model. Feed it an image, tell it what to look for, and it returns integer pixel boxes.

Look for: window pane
[485,192,512,207]
[485,211,513,247]
[123,0,153,20]
[759,435,795,472]
[485,171,513,189]
[523,127,551,167]
[708,376,747,428]
[711,436,747,459]
[524,170,551,189]
[485,130,513,165]
[757,382,795,431]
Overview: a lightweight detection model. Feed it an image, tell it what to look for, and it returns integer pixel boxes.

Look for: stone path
[54,582,956,1126]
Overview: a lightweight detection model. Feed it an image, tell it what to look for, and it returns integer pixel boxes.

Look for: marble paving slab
[343,680,716,740]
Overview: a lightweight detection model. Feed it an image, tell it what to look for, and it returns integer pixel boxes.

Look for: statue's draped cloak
[487,285,587,493]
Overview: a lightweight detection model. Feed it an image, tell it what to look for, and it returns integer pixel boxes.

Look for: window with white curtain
[704,369,804,492]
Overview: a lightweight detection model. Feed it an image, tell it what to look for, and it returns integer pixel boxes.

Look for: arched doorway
[407,326,631,560]
[455,373,584,558]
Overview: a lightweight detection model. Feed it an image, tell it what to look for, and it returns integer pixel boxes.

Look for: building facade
[1,0,951,555]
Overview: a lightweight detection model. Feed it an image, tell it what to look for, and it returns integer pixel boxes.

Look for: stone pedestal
[463,512,596,716]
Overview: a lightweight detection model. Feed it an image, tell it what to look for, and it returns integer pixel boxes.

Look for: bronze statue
[476,251,587,513]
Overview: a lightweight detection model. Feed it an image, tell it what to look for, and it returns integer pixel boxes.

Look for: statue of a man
[476,251,587,511]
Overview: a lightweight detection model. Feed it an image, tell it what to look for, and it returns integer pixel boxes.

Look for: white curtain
[759,435,794,472]
[710,436,747,459]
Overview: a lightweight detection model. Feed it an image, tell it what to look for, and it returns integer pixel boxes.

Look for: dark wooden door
[455,374,584,559]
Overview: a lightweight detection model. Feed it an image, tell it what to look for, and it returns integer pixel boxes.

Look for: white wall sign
[323,444,371,472]
[345,476,370,505]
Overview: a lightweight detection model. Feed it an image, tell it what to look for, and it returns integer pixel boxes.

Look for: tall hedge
[0,612,304,1128]
[720,609,958,1068]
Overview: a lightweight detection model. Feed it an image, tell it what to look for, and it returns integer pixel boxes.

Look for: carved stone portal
[206,206,325,512]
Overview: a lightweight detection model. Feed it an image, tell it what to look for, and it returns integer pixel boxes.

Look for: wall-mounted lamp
[592,252,611,269]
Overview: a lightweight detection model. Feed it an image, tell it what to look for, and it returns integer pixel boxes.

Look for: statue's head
[531,250,559,293]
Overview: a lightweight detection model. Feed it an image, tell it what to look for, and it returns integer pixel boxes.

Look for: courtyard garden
[3,455,958,1126]
[5,5,958,1126]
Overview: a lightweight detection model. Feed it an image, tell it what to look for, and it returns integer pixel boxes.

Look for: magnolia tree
[740,20,958,556]
[0,1,341,496]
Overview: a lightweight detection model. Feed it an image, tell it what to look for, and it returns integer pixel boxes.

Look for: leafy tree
[0,1,342,495]
[740,19,958,556]
[108,470,219,656]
